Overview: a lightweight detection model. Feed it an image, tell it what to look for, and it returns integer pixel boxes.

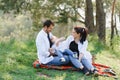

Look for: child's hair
[74,26,88,44]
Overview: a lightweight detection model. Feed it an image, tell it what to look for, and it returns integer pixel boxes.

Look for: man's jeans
[46,55,70,66]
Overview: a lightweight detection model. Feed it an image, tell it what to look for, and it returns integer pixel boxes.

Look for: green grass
[0,37,120,80]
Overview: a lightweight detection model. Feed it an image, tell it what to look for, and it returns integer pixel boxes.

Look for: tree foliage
[0,0,120,44]
[0,0,29,13]
[0,0,85,29]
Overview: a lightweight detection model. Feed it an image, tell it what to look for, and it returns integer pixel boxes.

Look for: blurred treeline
[0,0,120,46]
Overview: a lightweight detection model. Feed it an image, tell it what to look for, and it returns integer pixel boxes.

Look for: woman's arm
[78,40,88,55]
[78,53,84,61]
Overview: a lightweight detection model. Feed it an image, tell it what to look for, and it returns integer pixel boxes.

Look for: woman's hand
[79,53,84,61]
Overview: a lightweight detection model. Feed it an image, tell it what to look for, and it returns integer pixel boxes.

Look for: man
[36,20,69,65]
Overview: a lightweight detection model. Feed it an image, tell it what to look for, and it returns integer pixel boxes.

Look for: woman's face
[72,29,80,39]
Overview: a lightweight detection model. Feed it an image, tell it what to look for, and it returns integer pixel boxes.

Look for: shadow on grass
[36,68,99,80]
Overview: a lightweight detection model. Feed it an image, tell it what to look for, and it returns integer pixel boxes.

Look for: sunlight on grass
[0,21,120,80]
[13,41,27,50]
[0,52,17,72]
[96,51,120,79]
[55,73,66,80]
[2,73,13,80]
[17,64,28,70]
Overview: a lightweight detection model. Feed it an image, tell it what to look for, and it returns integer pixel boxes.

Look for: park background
[0,0,120,80]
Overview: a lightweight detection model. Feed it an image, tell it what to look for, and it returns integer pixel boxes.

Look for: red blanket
[33,60,117,78]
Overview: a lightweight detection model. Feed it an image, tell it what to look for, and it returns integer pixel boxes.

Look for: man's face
[45,25,54,33]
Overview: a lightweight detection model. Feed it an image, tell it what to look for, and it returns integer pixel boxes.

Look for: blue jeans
[46,55,70,66]
[54,49,64,58]
[64,49,94,70]
[81,57,94,70]
[64,49,78,57]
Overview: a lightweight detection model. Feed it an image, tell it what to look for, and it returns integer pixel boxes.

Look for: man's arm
[36,36,50,57]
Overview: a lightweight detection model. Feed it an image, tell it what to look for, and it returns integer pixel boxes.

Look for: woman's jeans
[63,49,94,70]
[47,49,94,73]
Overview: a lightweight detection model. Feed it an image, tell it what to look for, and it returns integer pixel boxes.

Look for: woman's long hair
[74,27,88,44]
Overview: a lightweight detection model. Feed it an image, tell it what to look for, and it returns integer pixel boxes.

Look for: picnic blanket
[33,60,117,79]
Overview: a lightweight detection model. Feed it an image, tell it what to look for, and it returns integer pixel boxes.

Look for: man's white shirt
[36,29,54,64]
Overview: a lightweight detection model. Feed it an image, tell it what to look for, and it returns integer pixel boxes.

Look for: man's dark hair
[43,20,54,28]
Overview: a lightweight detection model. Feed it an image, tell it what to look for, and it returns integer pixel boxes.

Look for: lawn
[0,37,120,80]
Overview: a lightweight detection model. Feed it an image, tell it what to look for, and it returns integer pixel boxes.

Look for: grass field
[0,37,120,80]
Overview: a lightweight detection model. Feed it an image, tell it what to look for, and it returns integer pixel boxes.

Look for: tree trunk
[119,11,120,22]
[110,0,116,46]
[85,0,95,34]
[114,15,119,36]
[96,0,106,44]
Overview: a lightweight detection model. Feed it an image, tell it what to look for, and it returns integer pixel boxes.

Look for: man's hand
[49,48,55,56]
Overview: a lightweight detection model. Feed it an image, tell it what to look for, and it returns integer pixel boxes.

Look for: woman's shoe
[92,69,99,77]
[85,72,90,76]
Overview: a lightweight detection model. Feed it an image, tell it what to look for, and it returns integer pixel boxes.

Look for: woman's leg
[46,55,70,66]
[63,49,83,69]
[81,56,94,70]
[69,56,83,69]
[81,57,98,76]
[63,49,77,57]
[82,65,89,74]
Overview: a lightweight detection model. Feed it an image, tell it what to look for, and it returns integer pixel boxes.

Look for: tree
[96,0,106,43]
[0,0,28,13]
[85,0,95,34]
[110,0,116,46]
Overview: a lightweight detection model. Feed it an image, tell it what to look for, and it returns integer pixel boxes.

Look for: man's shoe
[60,57,66,62]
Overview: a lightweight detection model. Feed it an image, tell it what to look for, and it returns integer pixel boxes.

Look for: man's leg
[47,55,70,66]
[55,50,64,58]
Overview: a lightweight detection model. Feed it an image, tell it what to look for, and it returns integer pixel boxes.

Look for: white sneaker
[60,57,66,62]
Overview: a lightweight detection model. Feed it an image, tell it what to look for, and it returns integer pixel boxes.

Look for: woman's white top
[59,35,92,63]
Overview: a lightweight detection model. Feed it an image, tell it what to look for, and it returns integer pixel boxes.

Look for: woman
[59,26,98,75]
